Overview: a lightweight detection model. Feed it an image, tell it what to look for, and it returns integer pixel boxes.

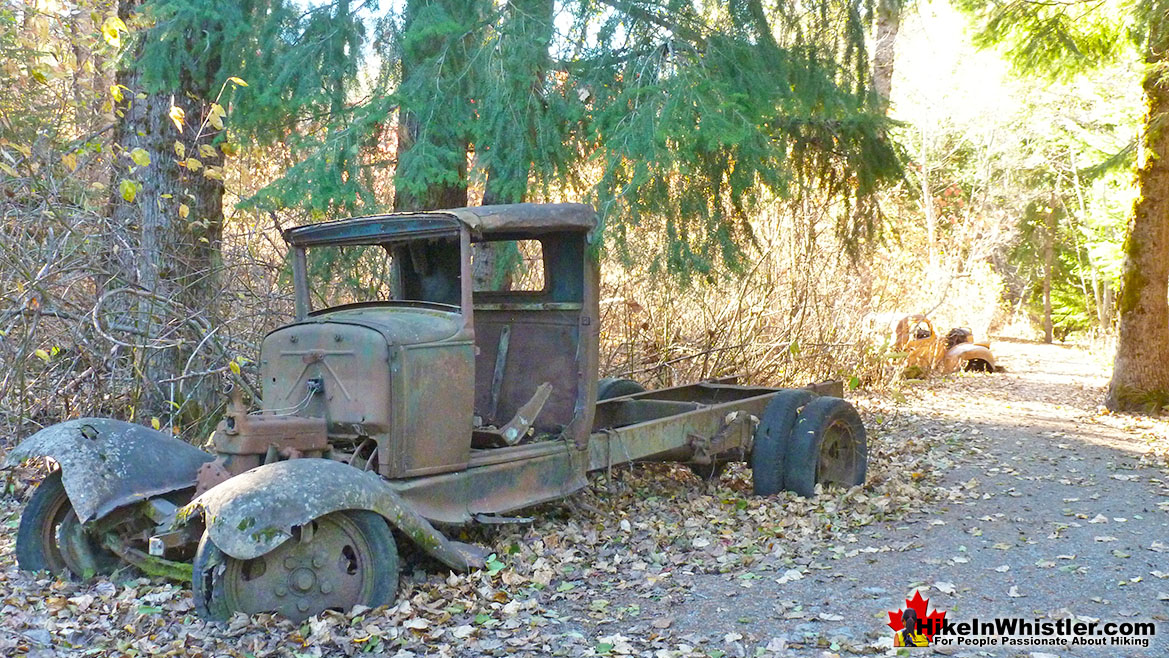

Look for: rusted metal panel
[3,418,213,523]
[944,343,996,372]
[177,458,485,571]
[386,341,473,477]
[448,203,597,235]
[593,399,704,430]
[605,382,778,404]
[261,321,393,432]
[474,310,584,430]
[805,380,845,397]
[470,230,600,449]
[388,440,589,524]
[604,381,844,404]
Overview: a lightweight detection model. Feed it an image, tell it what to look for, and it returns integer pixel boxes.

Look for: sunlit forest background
[0,0,1149,442]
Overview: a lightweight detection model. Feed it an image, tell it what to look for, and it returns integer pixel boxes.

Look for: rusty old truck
[4,203,867,622]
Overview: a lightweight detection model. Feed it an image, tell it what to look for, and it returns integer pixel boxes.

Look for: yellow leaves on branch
[178,204,189,218]
[198,144,217,159]
[61,153,77,171]
[207,103,226,131]
[101,17,127,48]
[174,141,185,158]
[227,77,248,87]
[118,179,140,203]
[184,157,202,171]
[169,105,186,132]
[129,148,150,167]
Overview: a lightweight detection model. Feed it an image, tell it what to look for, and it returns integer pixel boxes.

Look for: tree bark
[1105,9,1169,409]
[107,0,225,426]
[918,126,937,271]
[873,0,901,114]
[393,0,475,212]
[1042,206,1054,344]
[471,0,554,291]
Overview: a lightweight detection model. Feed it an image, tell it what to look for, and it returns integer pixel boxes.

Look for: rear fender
[176,458,486,571]
[3,418,214,523]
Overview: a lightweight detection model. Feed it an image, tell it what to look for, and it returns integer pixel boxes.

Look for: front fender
[3,418,214,523]
[177,458,486,572]
[943,343,995,373]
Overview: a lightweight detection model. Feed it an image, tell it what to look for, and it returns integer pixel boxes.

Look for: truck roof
[284,203,597,246]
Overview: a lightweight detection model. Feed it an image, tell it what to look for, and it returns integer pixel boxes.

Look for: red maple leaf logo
[887,590,947,641]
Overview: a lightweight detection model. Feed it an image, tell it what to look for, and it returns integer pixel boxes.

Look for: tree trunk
[918,126,937,271]
[107,0,224,427]
[1105,10,1169,410]
[873,0,900,114]
[392,0,475,212]
[1102,279,1113,330]
[1042,207,1054,344]
[473,0,553,290]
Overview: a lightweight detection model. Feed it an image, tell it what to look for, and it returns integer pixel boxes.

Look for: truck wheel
[751,390,817,495]
[16,470,119,578]
[193,510,399,622]
[597,378,645,400]
[783,397,867,497]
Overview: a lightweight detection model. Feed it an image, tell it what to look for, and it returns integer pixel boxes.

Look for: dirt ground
[1,338,1167,657]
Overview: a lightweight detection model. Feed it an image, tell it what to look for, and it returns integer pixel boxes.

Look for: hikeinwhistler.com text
[921,617,1157,648]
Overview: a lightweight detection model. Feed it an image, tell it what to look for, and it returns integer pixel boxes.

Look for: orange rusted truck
[894,314,1001,375]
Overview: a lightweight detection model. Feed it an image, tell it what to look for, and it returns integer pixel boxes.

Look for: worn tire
[751,390,817,495]
[783,397,867,497]
[193,510,399,622]
[16,470,119,577]
[596,378,646,400]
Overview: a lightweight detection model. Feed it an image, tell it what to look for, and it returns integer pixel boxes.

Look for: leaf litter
[1,340,1168,656]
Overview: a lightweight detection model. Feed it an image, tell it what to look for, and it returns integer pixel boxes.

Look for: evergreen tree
[231,0,901,280]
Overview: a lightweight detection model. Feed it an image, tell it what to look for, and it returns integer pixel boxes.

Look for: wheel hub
[817,420,858,485]
[217,514,376,620]
[291,567,316,593]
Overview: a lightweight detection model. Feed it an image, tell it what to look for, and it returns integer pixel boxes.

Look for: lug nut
[275,586,287,597]
[297,599,310,612]
[320,582,333,594]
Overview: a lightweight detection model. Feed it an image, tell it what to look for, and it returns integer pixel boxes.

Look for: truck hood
[278,303,467,346]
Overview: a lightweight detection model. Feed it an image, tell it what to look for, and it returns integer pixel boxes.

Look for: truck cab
[274,203,600,479]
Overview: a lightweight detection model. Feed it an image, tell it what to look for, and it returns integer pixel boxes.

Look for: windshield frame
[291,226,473,326]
